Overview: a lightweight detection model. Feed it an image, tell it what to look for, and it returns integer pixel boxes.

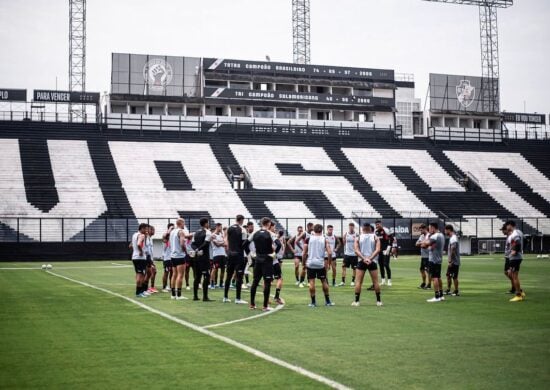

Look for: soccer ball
[46,264,53,270]
[41,264,46,270]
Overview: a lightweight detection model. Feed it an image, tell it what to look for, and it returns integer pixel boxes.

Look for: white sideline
[203,303,284,329]
[0,265,131,270]
[46,270,352,390]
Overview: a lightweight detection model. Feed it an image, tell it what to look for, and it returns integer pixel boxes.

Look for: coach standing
[223,215,248,304]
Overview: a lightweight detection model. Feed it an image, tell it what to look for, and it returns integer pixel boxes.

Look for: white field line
[203,303,284,329]
[46,270,351,390]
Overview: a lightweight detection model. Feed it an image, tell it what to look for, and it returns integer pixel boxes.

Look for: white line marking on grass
[46,270,351,390]
[0,265,130,271]
[0,267,41,270]
[203,303,284,329]
[111,262,129,266]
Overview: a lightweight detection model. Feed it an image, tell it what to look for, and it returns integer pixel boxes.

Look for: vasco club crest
[143,58,173,92]
[456,80,476,108]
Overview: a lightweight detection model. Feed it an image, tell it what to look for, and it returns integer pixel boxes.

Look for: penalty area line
[46,270,351,390]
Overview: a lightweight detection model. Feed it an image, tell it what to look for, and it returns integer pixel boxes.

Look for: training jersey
[416,233,429,258]
[252,229,273,260]
[211,232,226,257]
[375,227,393,251]
[306,234,326,269]
[448,234,461,265]
[344,231,357,256]
[276,236,285,261]
[145,235,153,258]
[325,234,337,258]
[504,234,511,259]
[163,236,171,261]
[358,233,379,263]
[293,233,305,257]
[507,229,523,261]
[170,228,187,259]
[428,232,445,264]
[131,232,146,260]
[227,223,246,255]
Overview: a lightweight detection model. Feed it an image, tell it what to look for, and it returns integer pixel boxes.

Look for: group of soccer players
[130,216,525,308]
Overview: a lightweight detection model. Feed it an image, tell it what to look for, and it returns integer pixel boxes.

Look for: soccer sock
[203,277,209,299]
[435,291,439,299]
[274,288,281,299]
[342,277,345,283]
[311,295,316,305]
[332,278,335,286]
[236,278,242,300]
[300,276,305,283]
[177,288,182,297]
[324,294,330,304]
[376,292,381,302]
[171,287,176,297]
[439,290,443,298]
[352,276,355,282]
[136,286,141,295]
[244,275,249,284]
[354,292,360,302]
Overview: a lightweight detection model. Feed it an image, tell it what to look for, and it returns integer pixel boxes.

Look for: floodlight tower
[292,0,311,64]
[422,0,513,113]
[69,0,86,120]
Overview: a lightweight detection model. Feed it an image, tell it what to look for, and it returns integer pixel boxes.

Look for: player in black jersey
[249,217,275,311]
[288,226,304,286]
[375,220,395,286]
[223,215,248,304]
[191,218,213,301]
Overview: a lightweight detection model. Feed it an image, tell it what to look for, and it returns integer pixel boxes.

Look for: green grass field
[1,255,549,389]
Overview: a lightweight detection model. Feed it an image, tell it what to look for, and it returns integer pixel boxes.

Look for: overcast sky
[0,0,548,113]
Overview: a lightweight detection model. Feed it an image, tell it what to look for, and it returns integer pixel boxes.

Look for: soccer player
[415,223,431,289]
[375,220,395,286]
[444,225,460,296]
[161,223,174,292]
[506,220,526,302]
[243,221,255,288]
[302,223,335,307]
[272,227,285,305]
[191,218,213,301]
[288,226,304,286]
[144,225,158,293]
[210,223,226,289]
[340,222,358,286]
[352,223,383,307]
[296,222,314,288]
[169,218,189,300]
[422,222,445,303]
[325,225,341,287]
[223,215,248,304]
[501,224,515,294]
[249,217,275,311]
[130,223,149,297]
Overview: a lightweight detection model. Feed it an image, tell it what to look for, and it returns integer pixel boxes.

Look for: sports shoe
[380,279,386,286]
[299,283,305,288]
[142,291,151,297]
[418,283,426,289]
[162,287,170,292]
[350,281,355,287]
[262,306,273,312]
[426,285,431,289]
[510,295,523,302]
[185,286,191,291]
[351,301,360,307]
[376,301,383,307]
[444,290,451,296]
[249,304,257,310]
[222,297,231,303]
[136,293,146,298]
[338,282,345,287]
[149,287,159,293]
[427,297,441,303]
[521,291,526,298]
[274,297,284,305]
[440,295,446,301]
[176,296,188,300]
[171,295,176,300]
[241,284,249,289]
[366,285,374,291]
[325,301,335,307]
[208,285,215,290]
[387,280,392,287]
[308,303,317,308]
[295,281,300,286]
[235,299,248,305]
[452,291,460,296]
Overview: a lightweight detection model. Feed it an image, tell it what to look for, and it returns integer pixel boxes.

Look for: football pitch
[1,255,549,389]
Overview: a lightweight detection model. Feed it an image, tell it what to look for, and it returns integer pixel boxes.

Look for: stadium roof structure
[422,0,513,7]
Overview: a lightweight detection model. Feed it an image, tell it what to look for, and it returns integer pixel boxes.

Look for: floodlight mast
[292,0,311,64]
[422,0,513,113]
[69,0,86,120]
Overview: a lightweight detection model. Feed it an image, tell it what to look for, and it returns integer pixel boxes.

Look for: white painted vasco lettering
[230,144,379,218]
[0,139,107,241]
[109,141,249,218]
[342,148,464,217]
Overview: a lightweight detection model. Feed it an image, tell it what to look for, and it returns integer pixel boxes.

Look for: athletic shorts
[504,258,510,272]
[509,259,522,273]
[446,263,460,279]
[227,252,246,274]
[343,255,358,269]
[307,267,326,280]
[357,260,378,272]
[325,257,337,263]
[429,262,442,278]
[420,257,429,272]
[163,260,172,272]
[273,262,282,280]
[132,259,147,275]
[253,260,274,281]
[194,259,211,275]
[213,255,227,269]
[294,256,302,262]
[171,257,186,267]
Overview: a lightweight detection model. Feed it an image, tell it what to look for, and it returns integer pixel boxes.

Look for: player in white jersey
[270,223,285,305]
[352,223,382,306]
[169,218,191,300]
[444,225,461,296]
[324,225,341,287]
[295,222,314,288]
[288,226,304,286]
[144,225,158,293]
[340,222,358,286]
[243,221,256,288]
[210,223,226,289]
[302,224,335,307]
[415,223,431,289]
[129,223,148,297]
[506,220,526,302]
[161,223,174,292]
